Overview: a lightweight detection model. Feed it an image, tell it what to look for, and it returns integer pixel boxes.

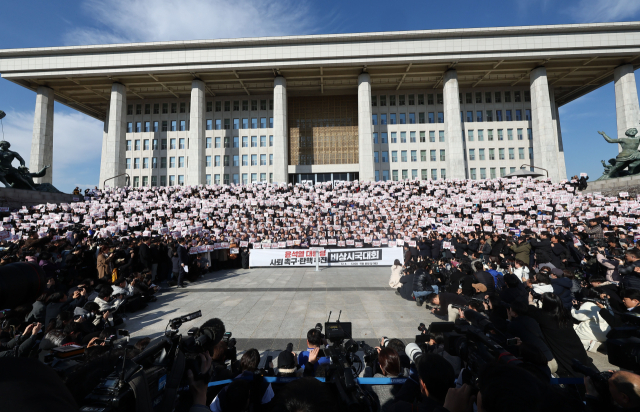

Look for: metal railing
[103,173,130,188]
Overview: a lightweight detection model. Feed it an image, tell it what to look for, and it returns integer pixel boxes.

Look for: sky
[1,0,640,192]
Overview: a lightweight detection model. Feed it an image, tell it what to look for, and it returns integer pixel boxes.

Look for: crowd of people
[0,176,640,411]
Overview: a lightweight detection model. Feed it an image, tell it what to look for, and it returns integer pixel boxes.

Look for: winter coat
[412,269,434,292]
[530,239,553,264]
[398,273,415,300]
[596,253,621,282]
[389,265,403,288]
[510,242,531,264]
[571,302,610,343]
[550,277,573,310]
[473,271,496,295]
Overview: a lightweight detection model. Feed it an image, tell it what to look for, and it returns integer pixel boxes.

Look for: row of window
[125,136,274,151]
[126,100,274,116]
[373,131,445,144]
[469,167,518,180]
[372,91,530,107]
[371,109,531,126]
[467,147,533,161]
[131,173,275,188]
[126,154,274,169]
[465,128,533,141]
[374,150,447,163]
[387,169,447,181]
[126,117,274,133]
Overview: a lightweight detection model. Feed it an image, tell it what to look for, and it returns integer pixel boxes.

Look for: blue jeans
[414,286,438,300]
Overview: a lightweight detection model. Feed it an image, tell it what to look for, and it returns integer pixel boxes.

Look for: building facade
[1,22,640,187]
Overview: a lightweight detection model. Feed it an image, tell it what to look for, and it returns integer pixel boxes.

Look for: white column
[614,64,640,141]
[530,67,561,182]
[30,86,54,184]
[187,80,206,186]
[549,88,567,181]
[357,73,376,182]
[442,70,466,179]
[99,83,127,188]
[273,76,288,184]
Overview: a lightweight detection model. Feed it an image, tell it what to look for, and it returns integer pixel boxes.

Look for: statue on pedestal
[596,128,640,180]
[0,141,60,193]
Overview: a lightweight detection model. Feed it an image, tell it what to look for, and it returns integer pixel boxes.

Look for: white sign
[249,247,403,267]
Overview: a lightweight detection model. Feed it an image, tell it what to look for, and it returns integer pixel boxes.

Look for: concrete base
[583,174,640,196]
[0,187,83,209]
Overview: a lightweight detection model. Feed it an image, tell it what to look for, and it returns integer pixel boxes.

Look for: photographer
[389,353,455,412]
[507,301,555,372]
[571,298,610,352]
[596,246,622,282]
[298,328,330,375]
[0,322,43,357]
[620,248,640,290]
[500,273,528,305]
[413,263,437,306]
[596,288,640,328]
[585,370,640,412]
[510,238,532,267]
[427,292,470,322]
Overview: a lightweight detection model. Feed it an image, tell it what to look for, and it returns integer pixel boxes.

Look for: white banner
[249,247,403,267]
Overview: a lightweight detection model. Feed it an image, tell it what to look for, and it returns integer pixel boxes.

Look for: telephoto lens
[315,323,323,332]
[405,343,423,363]
[381,336,390,347]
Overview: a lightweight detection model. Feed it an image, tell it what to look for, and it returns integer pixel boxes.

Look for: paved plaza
[125,265,614,370]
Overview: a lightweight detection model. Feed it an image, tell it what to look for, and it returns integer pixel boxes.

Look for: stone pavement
[124,265,615,371]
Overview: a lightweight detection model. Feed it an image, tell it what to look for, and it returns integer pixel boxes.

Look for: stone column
[99,83,127,188]
[614,64,640,142]
[30,86,54,184]
[442,70,466,179]
[530,67,561,182]
[549,87,567,181]
[357,73,375,182]
[273,76,288,184]
[187,80,206,186]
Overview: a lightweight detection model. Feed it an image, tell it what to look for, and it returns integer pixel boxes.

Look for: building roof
[1,21,639,120]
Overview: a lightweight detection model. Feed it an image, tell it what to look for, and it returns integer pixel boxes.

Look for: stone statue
[596,128,640,180]
[0,141,60,192]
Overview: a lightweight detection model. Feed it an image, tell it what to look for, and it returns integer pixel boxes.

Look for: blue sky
[1,0,640,192]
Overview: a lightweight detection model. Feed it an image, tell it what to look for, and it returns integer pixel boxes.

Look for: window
[251,154,257,166]
[233,118,239,130]
[500,167,506,177]
[206,156,212,167]
[162,121,168,132]
[232,136,238,148]
[224,155,229,166]
[486,110,493,122]
[161,157,167,168]
[374,151,379,163]
[260,154,266,166]
[465,93,472,104]
[251,100,258,111]
[475,92,482,103]
[480,168,486,180]
[259,118,266,128]
[167,175,175,186]
[392,151,398,162]
[162,103,169,114]
[127,105,133,115]
[142,158,149,169]
[135,122,141,133]
[251,136,257,147]
[171,121,177,131]
[440,150,446,161]
[179,120,186,132]
[177,138,184,149]
[240,118,247,129]
[504,91,511,103]
[489,168,496,179]
[390,114,396,125]
[143,121,149,132]
[479,149,485,160]
[391,132,397,144]
[528,128,533,140]
[132,176,139,187]
[231,155,238,167]
[420,150,426,161]
[488,130,493,141]
[223,119,230,130]
[171,103,177,114]
[269,154,273,165]
[222,101,230,112]
[496,110,503,122]
[518,147,525,159]
[424,94,432,105]
[498,129,503,141]
[428,112,435,123]
[469,149,475,160]
[392,170,398,181]
[179,102,186,113]
[470,168,476,180]
[206,102,213,113]
[126,158,131,169]
[419,112,425,124]
[489,148,495,160]
[224,137,230,148]
[126,140,132,151]
[134,140,141,150]
[419,131,426,143]
[372,114,377,125]
[409,94,415,105]
[437,94,443,104]
[514,91,521,103]
[507,129,513,140]
[269,135,273,146]
[241,155,248,166]
[517,128,523,140]
[468,130,474,141]
[251,118,257,129]
[402,170,408,180]
[381,133,388,144]
[372,96,377,106]
[215,119,221,130]
[439,131,445,142]
[510,167,516,174]
[399,113,406,124]
[476,111,483,122]
[429,131,435,142]
[382,151,388,162]
[430,169,437,180]
[484,92,492,103]
[177,175,184,186]
[178,156,184,167]
[215,155,220,167]
[525,109,531,121]
[418,94,425,105]
[437,112,444,123]
[515,110,522,121]
[524,91,531,102]
[260,135,266,147]
[240,136,247,147]
[411,169,418,180]
[133,158,140,169]
[390,95,396,106]
[478,130,484,141]
[242,173,248,184]
[373,132,378,144]
[400,132,406,143]
[411,150,417,162]
[495,92,502,103]
[153,121,159,132]
[399,95,405,106]
[466,111,473,122]
[379,95,386,106]
[499,148,505,160]
[441,169,446,179]
[134,104,141,115]
[250,173,257,183]
[269,117,273,128]
[143,139,149,150]
[258,100,266,111]
[410,131,416,143]
[375,170,380,181]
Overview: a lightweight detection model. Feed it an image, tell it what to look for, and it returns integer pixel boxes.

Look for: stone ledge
[0,188,83,209]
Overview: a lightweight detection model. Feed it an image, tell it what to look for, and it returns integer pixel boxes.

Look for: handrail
[103,173,130,188]
[519,164,548,178]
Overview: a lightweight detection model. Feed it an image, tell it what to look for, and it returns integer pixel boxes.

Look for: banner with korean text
[249,248,403,267]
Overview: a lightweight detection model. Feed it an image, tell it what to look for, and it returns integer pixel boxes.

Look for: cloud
[569,0,640,23]
[64,0,326,45]
[1,108,102,193]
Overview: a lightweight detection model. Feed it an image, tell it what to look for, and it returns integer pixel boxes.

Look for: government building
[1,22,640,187]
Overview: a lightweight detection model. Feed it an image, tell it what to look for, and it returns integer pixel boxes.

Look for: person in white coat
[389,260,403,289]
[571,301,611,352]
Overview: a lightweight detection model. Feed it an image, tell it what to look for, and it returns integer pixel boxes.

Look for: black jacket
[413,269,434,292]
[619,260,640,290]
[434,292,469,317]
[550,277,573,310]
[474,271,496,295]
[499,284,528,305]
[139,243,151,270]
[507,315,554,362]
[399,273,415,300]
[530,238,553,264]
[550,243,570,269]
